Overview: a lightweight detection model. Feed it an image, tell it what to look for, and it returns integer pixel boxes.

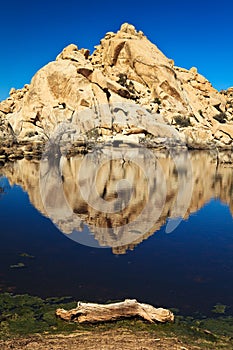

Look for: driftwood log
[56,299,174,323]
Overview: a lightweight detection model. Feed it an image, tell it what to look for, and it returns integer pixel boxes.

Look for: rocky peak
[0,23,232,152]
[118,23,138,36]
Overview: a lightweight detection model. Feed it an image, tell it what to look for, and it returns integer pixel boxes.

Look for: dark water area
[0,149,233,317]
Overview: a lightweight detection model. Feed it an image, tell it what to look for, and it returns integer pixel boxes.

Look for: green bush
[153,97,161,105]
[213,112,227,124]
[174,115,192,127]
[117,73,127,87]
[117,74,136,95]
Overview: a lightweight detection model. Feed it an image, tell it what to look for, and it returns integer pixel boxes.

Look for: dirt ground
[0,330,208,350]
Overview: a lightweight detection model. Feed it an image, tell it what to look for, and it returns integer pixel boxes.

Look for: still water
[0,148,233,316]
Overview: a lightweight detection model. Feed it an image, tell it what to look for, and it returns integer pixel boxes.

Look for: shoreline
[0,292,233,349]
[0,140,233,165]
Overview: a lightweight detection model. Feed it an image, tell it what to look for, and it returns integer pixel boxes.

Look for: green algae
[9,263,26,269]
[19,253,35,259]
[212,303,227,314]
[0,293,77,339]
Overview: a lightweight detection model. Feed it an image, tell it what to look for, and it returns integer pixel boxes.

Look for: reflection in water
[1,150,233,254]
[0,176,10,198]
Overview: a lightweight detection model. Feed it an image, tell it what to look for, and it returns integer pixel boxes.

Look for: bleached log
[56,299,174,323]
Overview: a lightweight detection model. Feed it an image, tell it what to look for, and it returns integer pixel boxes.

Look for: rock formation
[0,23,232,152]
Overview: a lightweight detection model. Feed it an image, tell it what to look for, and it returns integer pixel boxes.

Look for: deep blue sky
[1,0,233,101]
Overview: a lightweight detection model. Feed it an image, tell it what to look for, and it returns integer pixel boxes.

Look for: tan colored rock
[190,67,198,74]
[0,22,232,148]
[56,44,87,63]
[9,88,16,95]
[0,114,16,146]
[182,127,215,149]
[0,99,14,113]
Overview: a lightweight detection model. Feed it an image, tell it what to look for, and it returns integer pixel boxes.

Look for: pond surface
[0,148,233,316]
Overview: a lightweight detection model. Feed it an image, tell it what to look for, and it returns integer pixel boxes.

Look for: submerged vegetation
[212,303,228,314]
[0,293,233,348]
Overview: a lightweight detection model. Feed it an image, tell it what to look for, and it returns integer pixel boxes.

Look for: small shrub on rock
[213,112,227,124]
[174,115,192,127]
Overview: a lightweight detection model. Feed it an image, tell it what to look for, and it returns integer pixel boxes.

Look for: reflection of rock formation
[1,150,233,253]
